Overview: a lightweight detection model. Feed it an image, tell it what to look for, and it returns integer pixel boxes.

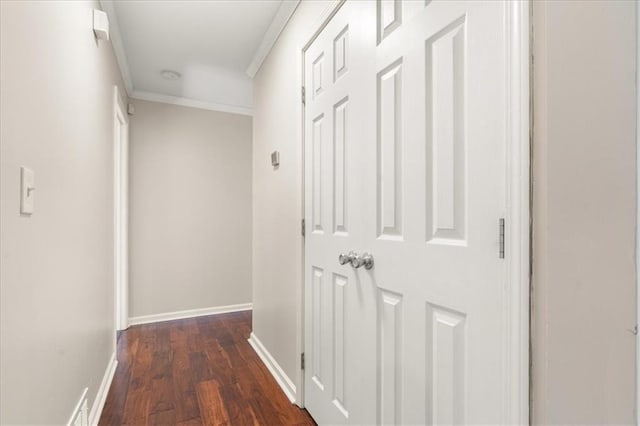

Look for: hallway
[1,0,638,424]
[99,312,314,425]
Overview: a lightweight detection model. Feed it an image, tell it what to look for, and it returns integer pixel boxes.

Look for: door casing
[114,86,129,336]
[636,0,639,420]
[296,1,531,423]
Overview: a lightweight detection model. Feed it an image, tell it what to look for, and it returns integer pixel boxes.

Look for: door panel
[377,59,403,240]
[426,17,466,243]
[378,288,403,425]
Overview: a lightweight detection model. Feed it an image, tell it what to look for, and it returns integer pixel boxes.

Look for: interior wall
[532,1,637,423]
[129,99,253,318]
[252,0,331,401]
[0,1,127,423]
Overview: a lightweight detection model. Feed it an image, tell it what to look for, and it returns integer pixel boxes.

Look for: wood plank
[219,382,260,426]
[177,417,204,426]
[148,409,176,425]
[120,388,150,426]
[172,350,200,423]
[204,340,238,386]
[195,380,231,425]
[189,351,215,382]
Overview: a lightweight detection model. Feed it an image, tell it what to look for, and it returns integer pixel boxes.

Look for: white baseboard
[88,351,117,426]
[67,387,88,426]
[248,332,297,403]
[128,303,253,326]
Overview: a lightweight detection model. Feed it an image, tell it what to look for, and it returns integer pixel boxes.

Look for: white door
[304,2,377,424]
[304,1,516,424]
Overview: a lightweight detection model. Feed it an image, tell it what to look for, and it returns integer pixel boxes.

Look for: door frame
[113,86,129,335]
[629,0,639,416]
[296,1,531,423]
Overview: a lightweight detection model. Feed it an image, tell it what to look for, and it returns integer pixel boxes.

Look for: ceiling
[103,0,298,115]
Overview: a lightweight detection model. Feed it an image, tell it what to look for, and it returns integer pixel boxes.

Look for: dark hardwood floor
[99,311,315,425]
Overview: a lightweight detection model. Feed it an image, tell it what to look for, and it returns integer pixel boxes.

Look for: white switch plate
[93,9,110,41]
[20,167,34,215]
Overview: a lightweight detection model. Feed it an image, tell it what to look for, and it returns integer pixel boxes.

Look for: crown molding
[246,0,300,78]
[130,90,253,116]
[100,0,134,95]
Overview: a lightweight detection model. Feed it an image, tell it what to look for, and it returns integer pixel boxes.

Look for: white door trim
[504,1,531,423]
[296,1,531,422]
[113,86,129,335]
[636,0,639,421]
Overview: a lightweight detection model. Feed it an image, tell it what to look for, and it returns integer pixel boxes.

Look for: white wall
[532,1,637,423]
[252,0,331,401]
[129,99,253,318]
[0,1,127,423]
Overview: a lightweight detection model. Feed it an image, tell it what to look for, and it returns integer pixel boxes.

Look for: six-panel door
[304,1,509,424]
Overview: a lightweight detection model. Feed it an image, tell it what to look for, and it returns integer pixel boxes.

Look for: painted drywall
[532,1,637,423]
[0,1,127,424]
[129,99,252,318]
[252,0,332,402]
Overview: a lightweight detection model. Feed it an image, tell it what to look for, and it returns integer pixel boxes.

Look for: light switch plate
[20,166,35,215]
[93,9,110,41]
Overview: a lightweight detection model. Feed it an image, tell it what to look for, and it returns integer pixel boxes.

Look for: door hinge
[301,218,305,237]
[499,218,505,259]
[301,86,306,105]
[301,352,305,370]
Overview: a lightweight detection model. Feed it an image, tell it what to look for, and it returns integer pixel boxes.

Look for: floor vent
[68,388,89,426]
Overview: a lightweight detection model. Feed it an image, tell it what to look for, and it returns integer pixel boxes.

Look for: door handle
[351,252,374,270]
[338,251,356,266]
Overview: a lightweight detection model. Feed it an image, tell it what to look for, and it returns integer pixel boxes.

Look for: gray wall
[0,1,127,423]
[532,1,637,423]
[252,0,331,401]
[129,99,252,318]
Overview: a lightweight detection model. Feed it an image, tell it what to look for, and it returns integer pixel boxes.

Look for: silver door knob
[338,251,356,266]
[351,252,374,270]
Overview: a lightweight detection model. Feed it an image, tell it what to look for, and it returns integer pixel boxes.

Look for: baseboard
[67,387,88,426]
[128,303,253,326]
[248,332,297,403]
[88,351,117,425]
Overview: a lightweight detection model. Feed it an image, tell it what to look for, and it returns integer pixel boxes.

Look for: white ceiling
[103,0,297,114]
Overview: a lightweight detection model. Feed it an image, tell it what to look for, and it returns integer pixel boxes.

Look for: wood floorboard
[99,311,315,426]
